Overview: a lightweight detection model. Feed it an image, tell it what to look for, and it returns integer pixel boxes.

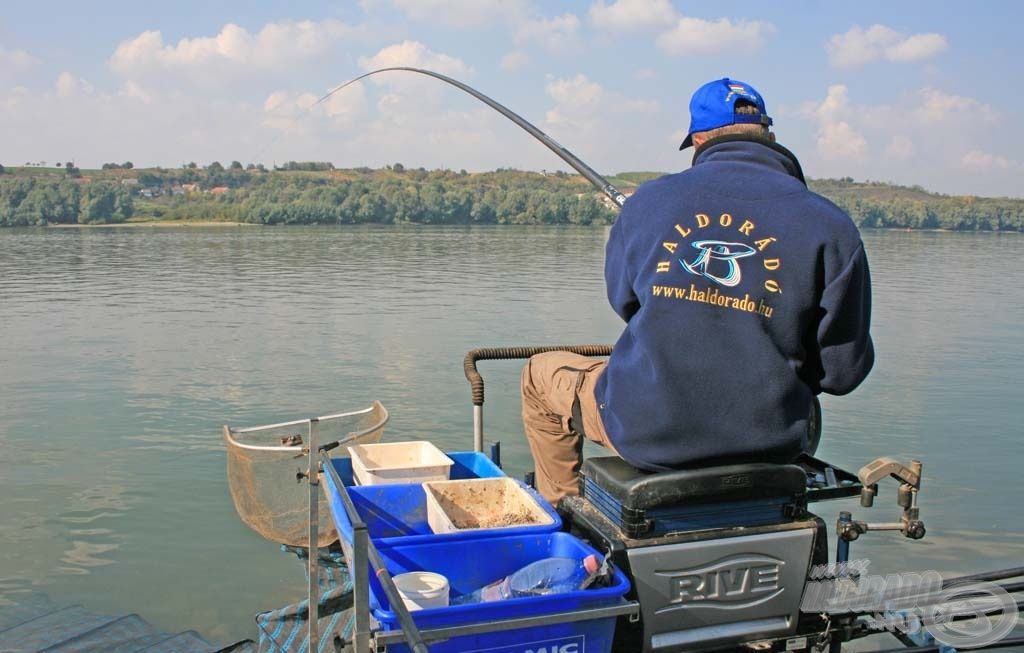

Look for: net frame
[224,401,388,546]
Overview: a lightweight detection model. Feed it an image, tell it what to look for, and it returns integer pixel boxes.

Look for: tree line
[1,164,1023,231]
[808,178,1024,232]
[0,165,613,227]
[0,177,134,226]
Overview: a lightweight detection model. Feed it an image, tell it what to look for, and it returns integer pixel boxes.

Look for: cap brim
[679,133,693,150]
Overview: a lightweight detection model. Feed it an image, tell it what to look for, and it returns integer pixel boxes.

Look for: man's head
[680,77,774,150]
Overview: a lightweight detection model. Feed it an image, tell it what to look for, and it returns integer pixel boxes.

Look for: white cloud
[827,24,947,68]
[810,83,850,123]
[817,121,866,159]
[515,14,582,54]
[960,150,1020,171]
[803,85,867,160]
[358,41,471,78]
[633,68,657,80]
[588,0,677,32]
[539,74,660,174]
[55,72,94,98]
[884,135,914,160]
[0,46,40,76]
[656,17,775,55]
[499,51,530,72]
[0,82,268,169]
[544,74,657,131]
[886,33,948,62]
[266,83,366,116]
[788,81,1023,196]
[117,81,156,103]
[322,84,368,119]
[261,83,369,137]
[546,74,604,124]
[109,20,358,82]
[913,87,995,124]
[388,0,529,27]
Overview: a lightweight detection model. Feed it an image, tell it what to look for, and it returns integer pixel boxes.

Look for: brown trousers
[521,351,617,505]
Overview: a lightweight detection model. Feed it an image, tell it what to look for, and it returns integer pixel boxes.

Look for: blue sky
[2,1,1022,197]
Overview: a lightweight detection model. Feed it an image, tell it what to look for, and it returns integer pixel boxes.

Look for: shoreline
[47,221,257,228]
[30,222,1021,234]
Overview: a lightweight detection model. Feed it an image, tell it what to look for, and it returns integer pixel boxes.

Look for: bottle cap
[583,554,601,574]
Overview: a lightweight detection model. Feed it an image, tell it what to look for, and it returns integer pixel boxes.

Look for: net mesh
[225,402,387,547]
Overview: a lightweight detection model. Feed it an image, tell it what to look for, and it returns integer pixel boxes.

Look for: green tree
[76,184,131,224]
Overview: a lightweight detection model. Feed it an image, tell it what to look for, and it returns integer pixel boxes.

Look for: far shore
[34,222,1022,234]
[48,220,257,228]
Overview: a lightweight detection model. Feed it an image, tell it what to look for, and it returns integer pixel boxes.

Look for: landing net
[224,401,387,547]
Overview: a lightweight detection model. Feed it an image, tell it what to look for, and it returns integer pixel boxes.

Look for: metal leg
[353,525,371,653]
[829,511,855,653]
[836,511,852,565]
[473,405,484,453]
[308,418,320,653]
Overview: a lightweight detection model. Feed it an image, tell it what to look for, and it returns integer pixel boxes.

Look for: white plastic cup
[392,571,450,611]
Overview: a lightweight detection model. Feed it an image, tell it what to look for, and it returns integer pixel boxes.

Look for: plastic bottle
[454,554,602,604]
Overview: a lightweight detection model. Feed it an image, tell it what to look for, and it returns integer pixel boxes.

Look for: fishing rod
[305,66,628,209]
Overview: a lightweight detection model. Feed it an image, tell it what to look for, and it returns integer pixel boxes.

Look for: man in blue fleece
[522,77,874,505]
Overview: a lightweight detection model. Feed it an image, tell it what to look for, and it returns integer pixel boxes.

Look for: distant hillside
[1,163,1021,231]
[611,173,1024,232]
[807,178,1024,231]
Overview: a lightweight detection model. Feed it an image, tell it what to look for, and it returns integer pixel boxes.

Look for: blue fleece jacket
[594,136,874,471]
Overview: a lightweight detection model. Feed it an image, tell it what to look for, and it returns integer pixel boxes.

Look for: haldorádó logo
[680,240,756,287]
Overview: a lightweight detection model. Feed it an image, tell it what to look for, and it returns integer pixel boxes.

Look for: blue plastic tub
[324,452,561,546]
[371,531,630,653]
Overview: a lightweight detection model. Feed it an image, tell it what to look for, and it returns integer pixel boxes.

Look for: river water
[0,225,1021,644]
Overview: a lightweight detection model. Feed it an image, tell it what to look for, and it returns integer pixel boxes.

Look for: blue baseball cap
[679,77,773,150]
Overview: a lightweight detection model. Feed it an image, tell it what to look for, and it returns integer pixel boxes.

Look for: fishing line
[256,67,627,208]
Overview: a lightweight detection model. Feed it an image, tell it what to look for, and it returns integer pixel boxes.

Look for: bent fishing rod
[307,67,628,209]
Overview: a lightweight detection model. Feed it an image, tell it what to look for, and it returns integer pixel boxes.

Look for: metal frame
[223,401,389,452]
[372,602,639,646]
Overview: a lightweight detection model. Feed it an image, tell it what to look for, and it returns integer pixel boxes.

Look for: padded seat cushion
[581,456,807,511]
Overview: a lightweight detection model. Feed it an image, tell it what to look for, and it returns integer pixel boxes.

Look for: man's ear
[691,132,707,148]
[769,132,777,143]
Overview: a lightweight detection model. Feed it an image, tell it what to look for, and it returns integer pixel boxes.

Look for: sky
[2,1,1023,197]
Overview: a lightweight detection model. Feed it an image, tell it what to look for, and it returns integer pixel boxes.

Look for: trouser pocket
[556,360,604,439]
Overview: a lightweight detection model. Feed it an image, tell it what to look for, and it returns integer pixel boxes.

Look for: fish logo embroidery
[680,240,756,287]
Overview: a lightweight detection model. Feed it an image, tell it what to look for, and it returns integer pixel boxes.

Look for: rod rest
[581,456,807,509]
